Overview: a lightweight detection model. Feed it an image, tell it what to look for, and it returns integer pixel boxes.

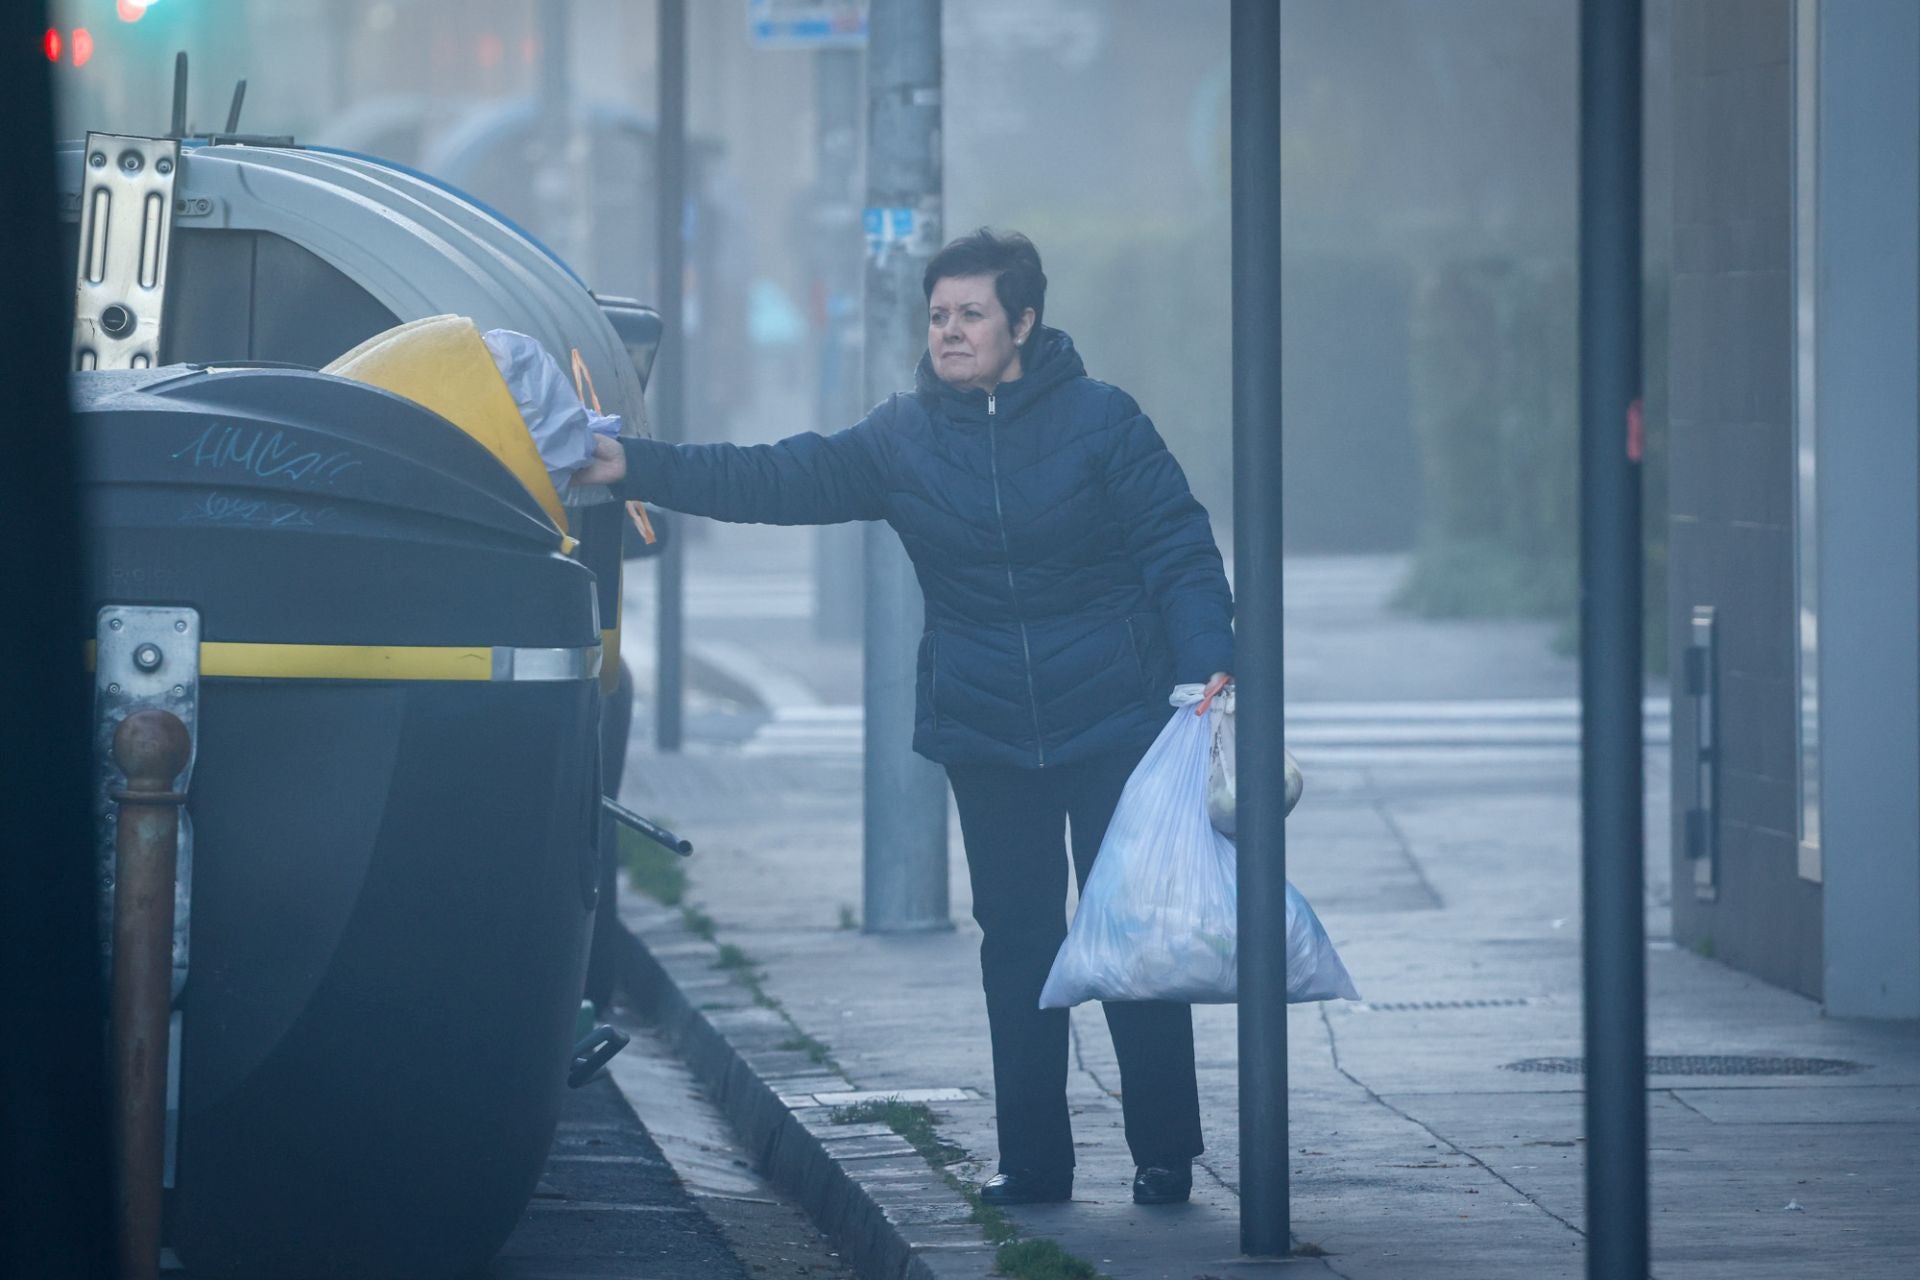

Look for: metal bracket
[73,133,180,371]
[1684,606,1718,901]
[96,606,199,1187]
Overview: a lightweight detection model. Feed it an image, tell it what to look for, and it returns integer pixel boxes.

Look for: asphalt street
[483,1071,747,1280]
[483,1017,855,1280]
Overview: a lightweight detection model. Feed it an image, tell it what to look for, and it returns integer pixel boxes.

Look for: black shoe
[1132,1161,1193,1205]
[980,1168,1073,1205]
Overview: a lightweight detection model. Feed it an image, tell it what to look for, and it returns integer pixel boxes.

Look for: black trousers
[947,746,1203,1175]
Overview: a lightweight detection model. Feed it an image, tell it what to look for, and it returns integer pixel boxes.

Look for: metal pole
[861,0,948,933]
[1578,1,1648,1276]
[536,0,567,136]
[109,709,191,1280]
[654,0,687,752]
[813,47,866,642]
[1231,0,1289,1256]
[534,0,571,260]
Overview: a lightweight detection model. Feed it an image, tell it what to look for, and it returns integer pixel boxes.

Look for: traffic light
[43,24,94,66]
[117,0,153,24]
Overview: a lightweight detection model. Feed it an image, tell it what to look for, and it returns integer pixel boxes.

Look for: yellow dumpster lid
[325,314,573,549]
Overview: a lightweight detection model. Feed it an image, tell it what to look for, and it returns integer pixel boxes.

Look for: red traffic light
[117,0,148,24]
[42,25,96,67]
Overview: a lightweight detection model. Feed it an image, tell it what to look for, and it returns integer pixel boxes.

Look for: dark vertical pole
[328,0,353,114]
[1,3,115,1274]
[1231,0,1289,1258]
[535,0,574,263]
[1578,2,1648,1277]
[654,0,687,751]
[536,0,568,133]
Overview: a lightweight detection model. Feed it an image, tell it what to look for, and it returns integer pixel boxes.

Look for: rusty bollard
[109,707,191,1280]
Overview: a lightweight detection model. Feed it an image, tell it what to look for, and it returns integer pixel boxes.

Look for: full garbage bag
[1038,685,1359,1008]
[480,328,623,506]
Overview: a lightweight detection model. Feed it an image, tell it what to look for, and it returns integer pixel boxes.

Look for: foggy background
[50,0,1617,661]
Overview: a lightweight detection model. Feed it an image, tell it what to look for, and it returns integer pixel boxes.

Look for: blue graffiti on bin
[179,492,332,529]
[172,423,362,486]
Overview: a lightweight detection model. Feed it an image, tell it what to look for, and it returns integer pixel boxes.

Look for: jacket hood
[914,325,1086,423]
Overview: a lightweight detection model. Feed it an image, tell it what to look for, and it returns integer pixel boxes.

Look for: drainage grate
[1501,1055,1867,1077]
[1358,997,1536,1013]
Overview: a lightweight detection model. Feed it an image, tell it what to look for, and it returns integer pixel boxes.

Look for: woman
[579,230,1232,1207]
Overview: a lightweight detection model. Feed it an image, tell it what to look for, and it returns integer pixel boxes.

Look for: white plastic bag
[1038,685,1359,1008]
[1205,685,1304,839]
[480,328,623,506]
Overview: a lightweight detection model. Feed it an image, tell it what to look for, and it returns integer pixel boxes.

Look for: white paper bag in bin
[1039,684,1358,1008]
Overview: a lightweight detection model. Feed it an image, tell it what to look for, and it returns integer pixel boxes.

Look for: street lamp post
[1577,1,1649,1276]
[1230,0,1289,1258]
[654,0,687,752]
[860,0,949,933]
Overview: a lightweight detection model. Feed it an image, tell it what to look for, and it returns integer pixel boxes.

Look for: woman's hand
[1195,671,1232,716]
[573,433,628,487]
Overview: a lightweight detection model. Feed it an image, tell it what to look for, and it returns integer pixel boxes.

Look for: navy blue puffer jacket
[616,327,1234,768]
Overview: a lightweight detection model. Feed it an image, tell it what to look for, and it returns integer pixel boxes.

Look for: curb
[611,894,998,1280]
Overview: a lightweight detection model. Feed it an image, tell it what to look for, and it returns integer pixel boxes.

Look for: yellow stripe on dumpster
[84,641,599,682]
[200,642,492,681]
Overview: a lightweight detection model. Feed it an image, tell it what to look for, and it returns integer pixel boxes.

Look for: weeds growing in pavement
[686,929,837,1065]
[617,824,687,905]
[826,1099,1106,1278]
[992,1238,1103,1279]
[778,1035,834,1067]
[826,1099,967,1168]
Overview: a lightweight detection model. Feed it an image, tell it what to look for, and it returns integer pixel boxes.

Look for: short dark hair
[923,229,1046,346]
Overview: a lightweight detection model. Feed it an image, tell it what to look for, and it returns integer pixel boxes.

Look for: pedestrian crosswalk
[626,554,1430,624]
[740,697,1671,762]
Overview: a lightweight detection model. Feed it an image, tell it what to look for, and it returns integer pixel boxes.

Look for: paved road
[484,1072,748,1280]
[483,1017,855,1280]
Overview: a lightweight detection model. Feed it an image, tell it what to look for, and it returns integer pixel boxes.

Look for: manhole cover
[1501,1055,1867,1077]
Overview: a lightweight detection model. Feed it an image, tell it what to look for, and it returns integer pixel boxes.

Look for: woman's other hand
[1196,671,1231,716]
[573,433,628,487]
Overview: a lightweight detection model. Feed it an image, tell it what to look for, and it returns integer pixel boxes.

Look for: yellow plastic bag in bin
[1038,684,1358,1008]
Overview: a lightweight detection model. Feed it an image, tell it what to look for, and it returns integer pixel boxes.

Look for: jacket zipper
[1124,615,1151,695]
[987,392,1047,766]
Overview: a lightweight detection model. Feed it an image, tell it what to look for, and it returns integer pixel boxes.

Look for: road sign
[747,0,867,49]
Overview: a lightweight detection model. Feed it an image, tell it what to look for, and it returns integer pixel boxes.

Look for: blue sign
[747,0,867,49]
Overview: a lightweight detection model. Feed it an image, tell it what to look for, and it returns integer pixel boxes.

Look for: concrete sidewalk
[613,535,1920,1279]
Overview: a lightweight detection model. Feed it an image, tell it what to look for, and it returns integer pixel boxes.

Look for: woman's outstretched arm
[578,406,891,526]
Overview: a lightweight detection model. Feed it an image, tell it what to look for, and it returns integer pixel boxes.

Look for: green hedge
[1395,255,1668,673]
[1397,257,1578,615]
